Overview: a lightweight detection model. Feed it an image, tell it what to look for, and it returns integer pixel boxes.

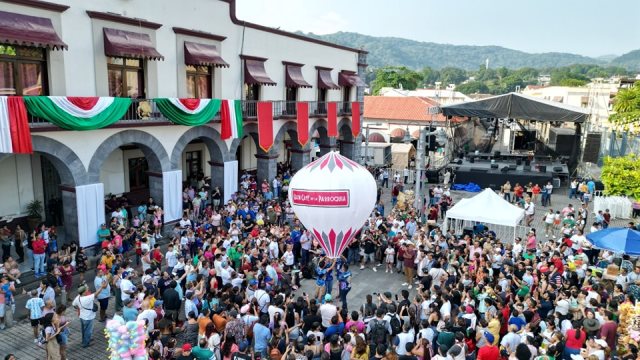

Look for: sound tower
[583,132,602,163]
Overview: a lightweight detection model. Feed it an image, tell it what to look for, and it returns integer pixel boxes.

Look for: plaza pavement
[0,182,634,359]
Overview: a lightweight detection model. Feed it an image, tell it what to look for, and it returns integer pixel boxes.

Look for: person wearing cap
[319,293,338,329]
[176,343,196,360]
[72,283,100,348]
[476,331,498,360]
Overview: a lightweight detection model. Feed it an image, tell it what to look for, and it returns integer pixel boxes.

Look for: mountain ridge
[298,31,640,71]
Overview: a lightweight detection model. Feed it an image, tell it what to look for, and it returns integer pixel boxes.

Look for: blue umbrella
[586,227,640,256]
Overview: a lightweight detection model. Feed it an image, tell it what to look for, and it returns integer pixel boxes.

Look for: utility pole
[362,125,370,165]
[414,126,426,213]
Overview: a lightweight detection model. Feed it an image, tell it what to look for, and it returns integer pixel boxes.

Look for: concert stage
[450,159,569,190]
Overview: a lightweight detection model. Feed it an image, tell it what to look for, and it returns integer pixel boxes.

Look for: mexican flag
[0,96,32,154]
[23,96,132,130]
[220,99,243,140]
[155,98,221,126]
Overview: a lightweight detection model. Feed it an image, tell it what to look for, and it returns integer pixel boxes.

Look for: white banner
[223,160,238,203]
[76,183,105,248]
[162,170,182,222]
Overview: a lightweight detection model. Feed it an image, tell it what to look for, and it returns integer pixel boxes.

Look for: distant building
[378,87,471,105]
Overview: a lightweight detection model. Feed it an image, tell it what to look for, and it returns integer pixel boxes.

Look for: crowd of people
[0,162,634,360]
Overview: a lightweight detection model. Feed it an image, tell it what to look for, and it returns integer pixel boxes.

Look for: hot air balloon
[288,151,377,258]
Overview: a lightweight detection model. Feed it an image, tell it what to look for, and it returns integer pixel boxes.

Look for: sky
[236,0,640,58]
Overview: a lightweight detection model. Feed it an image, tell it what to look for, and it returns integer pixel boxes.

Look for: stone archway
[171,126,230,200]
[32,135,89,245]
[309,119,335,157]
[229,122,278,184]
[87,129,171,205]
[273,121,310,172]
[338,117,355,160]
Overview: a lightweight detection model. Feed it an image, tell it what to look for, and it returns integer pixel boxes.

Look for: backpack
[388,314,402,336]
[370,319,388,344]
[37,327,48,346]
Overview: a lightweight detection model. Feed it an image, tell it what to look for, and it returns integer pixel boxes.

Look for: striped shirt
[25,297,45,320]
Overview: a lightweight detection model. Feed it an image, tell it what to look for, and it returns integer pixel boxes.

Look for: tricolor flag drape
[296,101,309,146]
[0,96,32,154]
[257,101,274,152]
[220,99,244,140]
[155,98,221,126]
[23,96,132,130]
[351,101,361,137]
[327,101,337,137]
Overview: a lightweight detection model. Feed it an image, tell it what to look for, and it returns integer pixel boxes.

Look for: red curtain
[257,101,273,152]
[296,102,309,146]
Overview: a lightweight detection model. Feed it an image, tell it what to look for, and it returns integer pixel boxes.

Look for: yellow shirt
[487,318,501,345]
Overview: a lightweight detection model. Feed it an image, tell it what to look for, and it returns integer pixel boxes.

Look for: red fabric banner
[178,98,201,111]
[257,101,273,152]
[219,100,231,140]
[327,101,337,137]
[8,97,32,154]
[296,102,309,146]
[351,101,360,137]
[66,97,99,110]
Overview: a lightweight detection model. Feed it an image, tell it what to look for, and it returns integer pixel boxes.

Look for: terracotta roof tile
[363,96,448,122]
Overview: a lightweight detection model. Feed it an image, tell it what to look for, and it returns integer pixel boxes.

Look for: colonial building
[0,0,367,246]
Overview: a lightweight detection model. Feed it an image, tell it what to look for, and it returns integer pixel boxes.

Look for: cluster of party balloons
[104,318,147,360]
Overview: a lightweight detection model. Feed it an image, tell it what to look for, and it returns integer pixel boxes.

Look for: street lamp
[361,122,383,165]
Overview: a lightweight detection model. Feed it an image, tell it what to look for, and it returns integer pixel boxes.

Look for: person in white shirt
[524,199,535,226]
[319,295,338,328]
[165,245,178,272]
[219,262,233,285]
[137,301,158,333]
[544,209,555,238]
[439,295,452,322]
[395,323,416,355]
[281,245,295,269]
[179,215,192,229]
[252,288,270,313]
[119,272,136,302]
[72,284,98,347]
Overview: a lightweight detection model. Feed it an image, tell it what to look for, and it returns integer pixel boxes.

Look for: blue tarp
[451,182,482,192]
[586,227,640,256]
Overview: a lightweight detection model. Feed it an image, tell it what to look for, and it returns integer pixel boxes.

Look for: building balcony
[27,99,364,131]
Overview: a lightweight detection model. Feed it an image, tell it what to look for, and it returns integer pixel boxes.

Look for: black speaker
[509,164,517,170]
[523,165,531,171]
[454,159,463,165]
[583,132,602,163]
[494,151,501,158]
[470,168,488,173]
[491,163,499,169]
[458,152,464,159]
[501,166,510,172]
[524,160,531,166]
[516,159,522,165]
[469,157,475,163]
[553,166,563,172]
[462,227,473,237]
[538,165,547,173]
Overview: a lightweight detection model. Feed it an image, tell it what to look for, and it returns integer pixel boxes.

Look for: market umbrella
[585,227,640,255]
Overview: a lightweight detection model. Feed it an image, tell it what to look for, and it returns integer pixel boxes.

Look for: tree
[370,66,422,95]
[601,154,640,199]
[610,82,640,125]
[456,81,489,95]
[439,67,468,85]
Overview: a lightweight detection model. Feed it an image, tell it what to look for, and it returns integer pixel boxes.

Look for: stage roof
[440,92,589,123]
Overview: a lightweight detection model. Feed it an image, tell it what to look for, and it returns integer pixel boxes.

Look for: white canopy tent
[444,188,526,241]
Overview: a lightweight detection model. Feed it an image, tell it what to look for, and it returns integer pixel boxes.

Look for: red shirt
[477,345,499,360]
[32,238,47,254]
[565,329,586,349]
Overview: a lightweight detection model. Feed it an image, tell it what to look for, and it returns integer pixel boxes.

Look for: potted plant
[26,199,43,231]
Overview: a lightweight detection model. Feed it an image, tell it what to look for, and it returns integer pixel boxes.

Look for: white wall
[239,136,257,170]
[6,0,360,99]
[0,155,36,216]
[99,150,125,195]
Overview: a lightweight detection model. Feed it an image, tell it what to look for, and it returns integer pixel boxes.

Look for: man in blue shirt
[252,315,271,358]
[122,298,138,322]
[324,314,345,339]
[290,225,302,263]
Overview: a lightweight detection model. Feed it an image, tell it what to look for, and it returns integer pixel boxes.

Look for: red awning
[317,69,339,89]
[390,128,406,138]
[339,71,366,87]
[285,65,311,88]
[0,10,67,50]
[184,41,228,67]
[368,132,386,143]
[103,28,164,61]
[244,59,276,86]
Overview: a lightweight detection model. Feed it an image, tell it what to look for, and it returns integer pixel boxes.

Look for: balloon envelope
[288,151,377,258]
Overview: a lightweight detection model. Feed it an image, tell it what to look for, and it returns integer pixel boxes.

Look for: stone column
[256,153,278,184]
[289,148,311,172]
[60,186,78,246]
[147,172,164,206]
[318,138,337,157]
[339,140,355,160]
